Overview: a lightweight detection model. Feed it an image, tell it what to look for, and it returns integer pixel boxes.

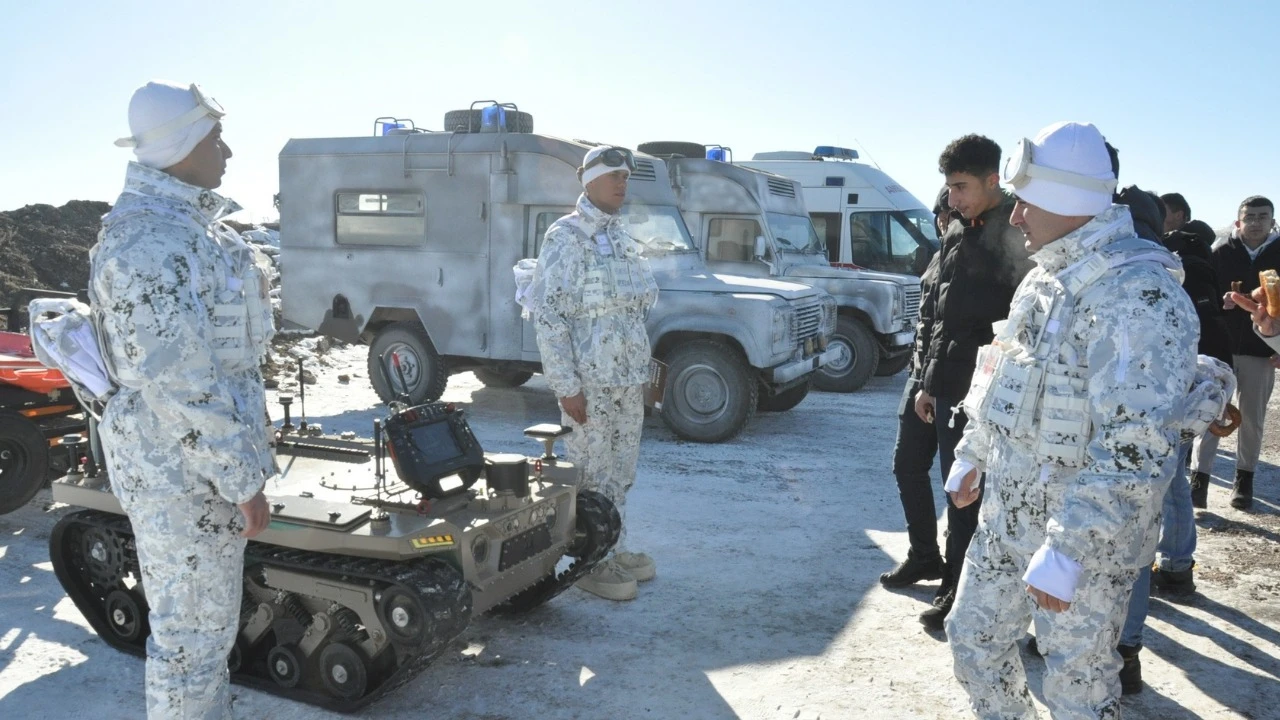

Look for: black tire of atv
[367,322,449,405]
[813,316,879,393]
[757,381,811,413]
[875,353,912,377]
[660,339,756,443]
[473,368,533,389]
[443,109,534,134]
[637,141,707,159]
[0,411,49,515]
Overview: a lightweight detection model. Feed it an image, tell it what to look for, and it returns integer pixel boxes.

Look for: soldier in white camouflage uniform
[942,122,1209,719]
[530,145,658,601]
[92,80,275,719]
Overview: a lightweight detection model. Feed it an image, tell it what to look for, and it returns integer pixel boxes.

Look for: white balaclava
[114,80,221,169]
[1011,121,1115,217]
[580,146,632,188]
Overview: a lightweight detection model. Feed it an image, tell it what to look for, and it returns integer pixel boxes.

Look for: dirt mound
[0,201,110,317]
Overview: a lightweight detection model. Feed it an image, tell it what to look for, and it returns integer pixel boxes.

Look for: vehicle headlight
[821,296,837,337]
[891,285,906,329]
[772,306,793,353]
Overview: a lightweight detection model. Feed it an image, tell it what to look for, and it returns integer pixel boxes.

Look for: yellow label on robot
[410,534,454,549]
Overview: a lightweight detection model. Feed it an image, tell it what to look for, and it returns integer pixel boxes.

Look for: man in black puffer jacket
[904,135,1033,632]
[1194,195,1280,511]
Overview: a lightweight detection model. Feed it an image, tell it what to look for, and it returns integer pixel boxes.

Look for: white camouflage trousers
[561,384,644,554]
[946,555,1138,719]
[122,490,247,720]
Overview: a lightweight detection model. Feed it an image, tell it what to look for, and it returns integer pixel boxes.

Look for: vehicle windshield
[767,212,825,255]
[902,208,941,248]
[620,203,697,255]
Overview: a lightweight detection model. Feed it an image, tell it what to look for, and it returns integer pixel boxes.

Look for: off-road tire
[875,353,912,377]
[660,339,756,443]
[474,368,533,389]
[367,322,449,405]
[813,316,878,393]
[637,141,707,159]
[757,381,811,413]
[0,411,48,514]
[443,109,534,134]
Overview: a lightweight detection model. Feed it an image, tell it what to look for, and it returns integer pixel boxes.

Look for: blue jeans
[1121,440,1195,647]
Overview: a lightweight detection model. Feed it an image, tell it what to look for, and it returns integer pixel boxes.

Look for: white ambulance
[740,147,939,277]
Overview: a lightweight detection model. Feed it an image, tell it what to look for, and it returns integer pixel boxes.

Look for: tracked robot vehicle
[46,364,620,712]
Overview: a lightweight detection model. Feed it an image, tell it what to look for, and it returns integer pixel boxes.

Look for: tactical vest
[96,198,273,371]
[963,225,1184,467]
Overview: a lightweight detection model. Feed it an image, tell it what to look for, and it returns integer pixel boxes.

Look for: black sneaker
[1151,566,1196,597]
[880,554,944,588]
[1118,644,1143,695]
[920,587,955,631]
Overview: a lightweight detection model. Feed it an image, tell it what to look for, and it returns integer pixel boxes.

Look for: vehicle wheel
[103,589,149,644]
[875,353,911,377]
[757,381,810,412]
[813,317,878,393]
[377,585,430,647]
[267,643,303,688]
[443,109,534,134]
[319,641,368,700]
[474,368,533,388]
[367,322,448,405]
[660,339,756,443]
[637,141,707,159]
[0,411,49,514]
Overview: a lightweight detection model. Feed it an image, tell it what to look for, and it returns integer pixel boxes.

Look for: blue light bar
[813,145,858,160]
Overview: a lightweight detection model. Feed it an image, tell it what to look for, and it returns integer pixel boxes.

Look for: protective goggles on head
[583,147,636,173]
[114,84,226,148]
[1002,138,1117,194]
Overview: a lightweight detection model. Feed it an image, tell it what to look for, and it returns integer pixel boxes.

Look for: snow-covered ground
[2,341,1278,719]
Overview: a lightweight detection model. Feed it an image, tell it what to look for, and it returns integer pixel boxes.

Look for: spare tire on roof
[444,109,534,134]
[637,141,707,159]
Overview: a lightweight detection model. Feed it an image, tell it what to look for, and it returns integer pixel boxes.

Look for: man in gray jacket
[530,145,659,601]
[943,121,1200,718]
[93,80,275,718]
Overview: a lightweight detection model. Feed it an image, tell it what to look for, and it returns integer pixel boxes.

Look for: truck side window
[848,211,889,269]
[811,212,841,263]
[530,212,562,258]
[707,217,762,262]
[888,215,923,275]
[335,192,425,246]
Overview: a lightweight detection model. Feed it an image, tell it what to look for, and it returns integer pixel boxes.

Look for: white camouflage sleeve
[532,227,584,398]
[97,239,267,505]
[1043,272,1196,572]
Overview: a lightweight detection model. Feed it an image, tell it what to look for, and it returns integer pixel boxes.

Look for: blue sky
[2,0,1275,230]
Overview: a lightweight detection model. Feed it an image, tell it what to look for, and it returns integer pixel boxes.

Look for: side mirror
[753,236,768,260]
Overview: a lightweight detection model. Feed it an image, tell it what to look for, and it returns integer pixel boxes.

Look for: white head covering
[580,146,631,188]
[1010,121,1115,217]
[116,81,221,169]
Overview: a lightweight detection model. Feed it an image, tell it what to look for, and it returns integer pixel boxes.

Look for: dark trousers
[891,385,981,586]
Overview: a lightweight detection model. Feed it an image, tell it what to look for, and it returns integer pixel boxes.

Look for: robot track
[49,509,472,713]
[491,489,621,614]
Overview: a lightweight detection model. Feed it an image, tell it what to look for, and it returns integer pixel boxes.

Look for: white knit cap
[580,146,631,188]
[116,81,221,169]
[1010,121,1115,217]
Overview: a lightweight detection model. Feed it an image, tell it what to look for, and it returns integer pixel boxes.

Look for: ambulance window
[811,212,841,262]
[888,215,924,275]
[848,211,889,269]
[335,192,425,246]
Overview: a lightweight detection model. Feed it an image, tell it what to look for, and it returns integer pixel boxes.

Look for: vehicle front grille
[904,287,921,323]
[792,299,823,344]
